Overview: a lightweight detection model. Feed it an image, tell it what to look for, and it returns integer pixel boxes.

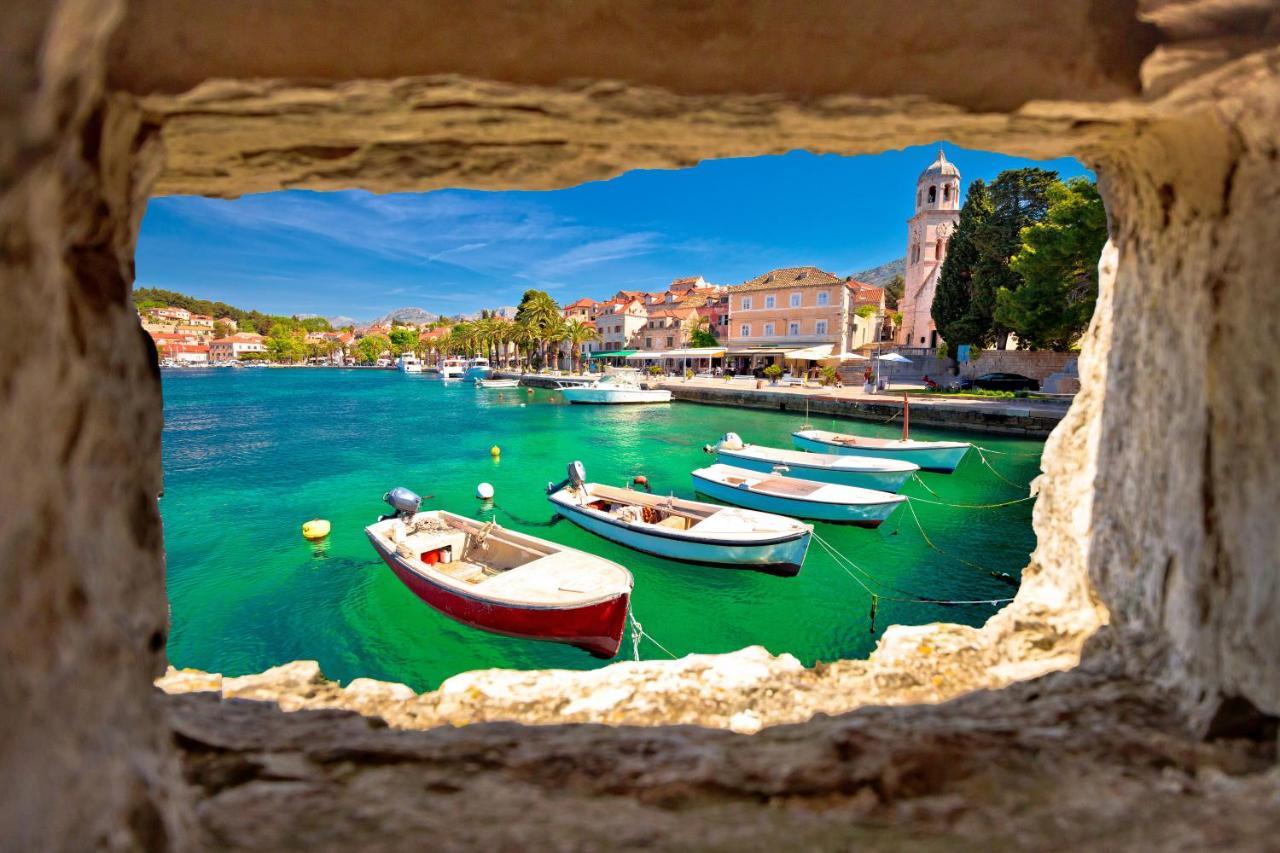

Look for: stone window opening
[928,185,937,203]
[10,9,1280,848]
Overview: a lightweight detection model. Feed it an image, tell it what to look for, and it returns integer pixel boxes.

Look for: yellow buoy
[302,519,331,540]
[490,445,501,458]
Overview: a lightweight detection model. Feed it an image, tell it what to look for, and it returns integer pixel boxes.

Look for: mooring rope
[810,531,1014,608]
[973,446,1031,491]
[972,444,1044,458]
[628,610,678,661]
[490,503,564,528]
[901,499,1018,586]
[905,474,1036,510]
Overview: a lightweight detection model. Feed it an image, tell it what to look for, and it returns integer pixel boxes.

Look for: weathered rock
[2,0,1279,849]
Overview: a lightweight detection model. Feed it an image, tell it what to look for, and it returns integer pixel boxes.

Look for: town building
[640,306,699,351]
[169,344,210,365]
[725,267,847,367]
[897,150,961,348]
[216,316,238,331]
[151,306,191,323]
[592,296,648,356]
[187,314,214,328]
[209,332,267,362]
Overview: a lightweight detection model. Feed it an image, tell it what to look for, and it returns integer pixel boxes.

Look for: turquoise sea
[161,368,1043,691]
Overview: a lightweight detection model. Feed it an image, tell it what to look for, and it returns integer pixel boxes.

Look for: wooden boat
[792,429,970,473]
[546,462,810,576]
[791,395,970,472]
[477,378,520,389]
[558,373,671,404]
[691,463,905,527]
[365,490,633,658]
[712,434,918,492]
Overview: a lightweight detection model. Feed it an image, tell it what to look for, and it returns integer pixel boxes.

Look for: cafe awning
[590,349,637,359]
[725,346,792,355]
[784,344,835,361]
[662,347,726,358]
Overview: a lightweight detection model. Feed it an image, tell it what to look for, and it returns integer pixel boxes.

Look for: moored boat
[712,433,918,492]
[439,357,467,379]
[477,378,520,389]
[463,357,492,382]
[792,429,970,473]
[691,463,905,527]
[396,353,424,373]
[546,462,810,576]
[365,487,633,658]
[558,373,671,404]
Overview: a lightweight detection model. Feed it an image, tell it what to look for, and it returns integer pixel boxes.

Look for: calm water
[161,368,1043,691]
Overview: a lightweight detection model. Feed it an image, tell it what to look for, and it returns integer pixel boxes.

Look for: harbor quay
[493,371,1066,437]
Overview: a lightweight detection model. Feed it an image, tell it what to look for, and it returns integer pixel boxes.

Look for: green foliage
[883,274,904,310]
[267,328,307,364]
[647,365,664,376]
[933,168,1062,349]
[212,321,233,339]
[996,177,1108,351]
[689,327,719,348]
[299,316,333,333]
[854,304,878,319]
[237,351,269,362]
[388,327,418,356]
[763,364,783,380]
[134,287,285,335]
[935,341,949,360]
[820,365,839,386]
[354,334,391,365]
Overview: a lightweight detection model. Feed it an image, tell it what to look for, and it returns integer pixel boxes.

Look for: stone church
[896,150,961,347]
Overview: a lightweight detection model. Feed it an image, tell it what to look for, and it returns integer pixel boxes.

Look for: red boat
[365,503,633,658]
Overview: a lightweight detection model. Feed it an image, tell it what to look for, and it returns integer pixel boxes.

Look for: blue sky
[136,143,1091,320]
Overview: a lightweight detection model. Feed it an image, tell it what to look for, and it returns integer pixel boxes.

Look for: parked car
[954,372,1040,391]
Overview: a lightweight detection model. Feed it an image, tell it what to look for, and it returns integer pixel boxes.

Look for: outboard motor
[546,460,587,495]
[381,486,422,520]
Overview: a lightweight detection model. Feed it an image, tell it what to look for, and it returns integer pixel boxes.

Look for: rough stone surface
[2,0,1279,849]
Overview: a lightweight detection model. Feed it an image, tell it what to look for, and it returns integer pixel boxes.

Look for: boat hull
[549,495,808,576]
[368,534,630,658]
[477,379,520,389]
[791,433,970,473]
[561,387,672,404]
[463,367,492,382]
[690,473,902,527]
[716,448,915,492]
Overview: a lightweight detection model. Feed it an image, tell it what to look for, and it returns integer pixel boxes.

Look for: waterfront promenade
[496,371,1069,437]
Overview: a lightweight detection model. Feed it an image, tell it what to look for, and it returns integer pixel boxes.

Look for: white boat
[396,353,424,373]
[463,357,492,382]
[792,429,970,473]
[439,357,467,379]
[712,433,918,492]
[477,378,520,389]
[691,463,905,527]
[546,462,810,576]
[558,373,672,405]
[366,488,633,658]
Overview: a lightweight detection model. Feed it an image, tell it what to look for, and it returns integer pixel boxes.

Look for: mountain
[372,307,437,326]
[326,315,358,329]
[850,257,905,286]
[457,306,518,322]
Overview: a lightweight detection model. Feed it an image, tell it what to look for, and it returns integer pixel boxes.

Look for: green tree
[996,177,1107,350]
[933,168,1058,350]
[933,179,995,349]
[514,289,561,367]
[354,334,391,364]
[212,321,233,339]
[388,327,418,356]
[883,274,904,310]
[267,329,307,363]
[565,319,599,373]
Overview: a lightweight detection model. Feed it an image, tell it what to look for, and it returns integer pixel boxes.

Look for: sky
[135,143,1092,321]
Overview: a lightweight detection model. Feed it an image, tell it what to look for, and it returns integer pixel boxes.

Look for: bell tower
[897,150,961,347]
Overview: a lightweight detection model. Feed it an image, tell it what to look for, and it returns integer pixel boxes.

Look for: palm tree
[515,290,561,368]
[565,319,598,374]
[543,316,569,371]
[511,319,537,371]
[449,321,477,357]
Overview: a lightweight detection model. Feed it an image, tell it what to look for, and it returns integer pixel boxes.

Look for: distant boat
[439,357,467,379]
[558,373,672,405]
[712,434,918,492]
[396,353,424,374]
[366,489,633,658]
[463,357,492,382]
[691,463,905,527]
[792,429,970,473]
[792,394,971,472]
[546,462,810,576]
[477,378,519,389]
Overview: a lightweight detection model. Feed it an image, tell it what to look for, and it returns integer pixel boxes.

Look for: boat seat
[655,515,686,530]
[756,477,823,497]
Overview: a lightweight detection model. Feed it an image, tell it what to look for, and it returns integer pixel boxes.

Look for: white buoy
[476,482,495,500]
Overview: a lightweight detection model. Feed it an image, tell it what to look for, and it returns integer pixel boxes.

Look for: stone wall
[959,350,1077,380]
[2,0,1279,848]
